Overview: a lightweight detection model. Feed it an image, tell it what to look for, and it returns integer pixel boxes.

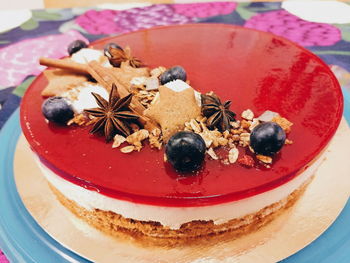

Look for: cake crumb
[238,155,255,167]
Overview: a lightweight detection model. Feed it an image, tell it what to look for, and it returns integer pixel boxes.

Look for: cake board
[0,109,349,262]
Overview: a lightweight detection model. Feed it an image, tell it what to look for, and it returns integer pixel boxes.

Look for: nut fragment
[230,120,240,129]
[112,134,126,148]
[272,116,293,133]
[256,154,272,164]
[190,119,201,133]
[241,120,251,129]
[207,148,219,160]
[285,139,293,145]
[149,128,162,149]
[257,110,279,122]
[249,118,260,131]
[241,109,254,120]
[120,145,135,153]
[67,114,88,126]
[239,132,251,147]
[228,147,239,164]
[126,129,149,151]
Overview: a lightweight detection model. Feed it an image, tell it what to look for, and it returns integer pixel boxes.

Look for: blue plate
[0,90,349,262]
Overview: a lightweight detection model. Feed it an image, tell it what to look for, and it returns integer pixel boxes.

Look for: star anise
[201,92,236,131]
[84,84,139,142]
[105,46,143,68]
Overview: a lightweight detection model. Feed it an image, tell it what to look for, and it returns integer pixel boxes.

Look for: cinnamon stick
[39,57,88,74]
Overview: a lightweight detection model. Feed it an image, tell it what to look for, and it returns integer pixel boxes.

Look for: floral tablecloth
[1,2,350,262]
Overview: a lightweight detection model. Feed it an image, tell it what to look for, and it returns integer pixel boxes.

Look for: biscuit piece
[111,61,149,89]
[144,85,201,141]
[41,68,88,97]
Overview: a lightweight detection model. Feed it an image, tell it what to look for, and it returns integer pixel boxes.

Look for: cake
[20,25,343,246]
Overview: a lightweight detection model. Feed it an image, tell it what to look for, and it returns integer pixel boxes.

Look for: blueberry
[104,42,123,57]
[165,131,206,173]
[67,40,88,56]
[159,66,187,85]
[250,122,286,156]
[42,97,74,125]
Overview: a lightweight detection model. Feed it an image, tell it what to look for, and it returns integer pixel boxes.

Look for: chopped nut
[199,131,213,148]
[190,119,201,133]
[238,155,255,167]
[223,130,230,139]
[232,134,240,142]
[249,118,260,131]
[256,154,272,164]
[120,145,135,153]
[241,120,251,129]
[228,139,235,148]
[217,137,229,146]
[67,114,88,126]
[207,148,219,160]
[230,120,240,129]
[272,116,293,133]
[126,129,149,144]
[151,128,161,137]
[164,154,168,162]
[285,139,293,145]
[239,132,251,147]
[228,147,239,164]
[149,128,162,149]
[112,134,126,148]
[241,109,254,120]
[257,110,279,122]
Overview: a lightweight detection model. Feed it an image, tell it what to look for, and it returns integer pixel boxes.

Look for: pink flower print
[244,10,341,47]
[75,9,122,35]
[172,2,237,18]
[0,30,88,88]
[0,251,9,263]
[114,5,195,34]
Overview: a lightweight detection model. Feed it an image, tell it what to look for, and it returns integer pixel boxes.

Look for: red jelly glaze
[20,24,343,207]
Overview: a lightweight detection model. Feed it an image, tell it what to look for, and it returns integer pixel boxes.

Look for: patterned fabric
[0,2,350,260]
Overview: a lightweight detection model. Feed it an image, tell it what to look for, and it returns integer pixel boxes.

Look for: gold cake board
[14,119,350,263]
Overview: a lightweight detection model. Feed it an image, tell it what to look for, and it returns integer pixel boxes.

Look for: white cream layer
[37,154,324,230]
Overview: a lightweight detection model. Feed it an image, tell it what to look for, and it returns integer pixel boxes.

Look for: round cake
[20,24,343,245]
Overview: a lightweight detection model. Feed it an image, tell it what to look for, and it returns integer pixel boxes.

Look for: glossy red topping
[20,24,343,207]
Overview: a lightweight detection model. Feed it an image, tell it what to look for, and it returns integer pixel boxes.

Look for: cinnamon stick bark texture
[39,57,88,74]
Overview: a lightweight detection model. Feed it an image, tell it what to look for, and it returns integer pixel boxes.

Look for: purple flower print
[172,2,237,18]
[244,10,341,46]
[113,5,195,34]
[0,30,88,87]
[75,9,122,35]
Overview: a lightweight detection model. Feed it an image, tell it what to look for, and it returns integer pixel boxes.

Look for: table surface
[1,2,350,262]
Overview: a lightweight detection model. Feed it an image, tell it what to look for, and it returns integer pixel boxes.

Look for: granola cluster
[182,109,292,167]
